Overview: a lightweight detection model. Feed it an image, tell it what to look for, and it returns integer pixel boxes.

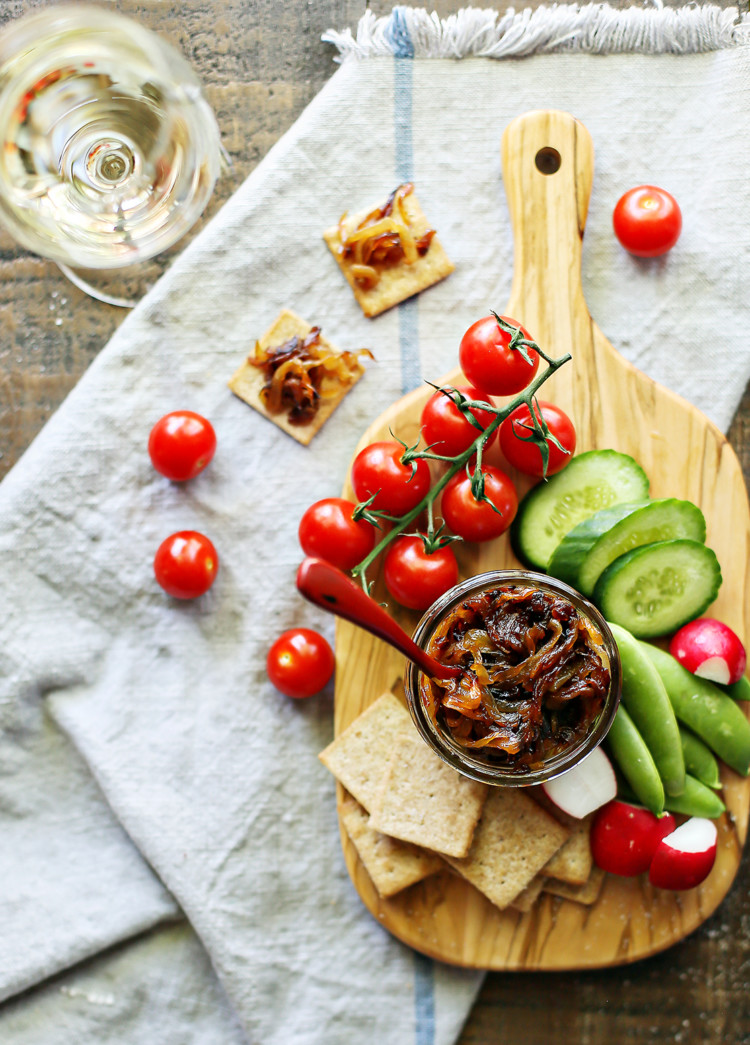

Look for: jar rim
[404,569,622,787]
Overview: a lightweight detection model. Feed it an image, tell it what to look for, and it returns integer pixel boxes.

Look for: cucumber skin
[593,539,722,639]
[577,498,706,597]
[547,501,649,588]
[511,450,649,570]
[642,644,750,777]
[608,621,685,797]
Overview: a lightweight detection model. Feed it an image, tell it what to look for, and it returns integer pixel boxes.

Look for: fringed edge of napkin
[323,2,748,60]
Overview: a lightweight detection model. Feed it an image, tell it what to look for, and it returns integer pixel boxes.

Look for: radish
[591,800,676,877]
[669,618,746,686]
[648,817,718,891]
[541,746,617,819]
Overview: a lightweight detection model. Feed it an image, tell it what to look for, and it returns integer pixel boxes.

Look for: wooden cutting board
[334,110,750,969]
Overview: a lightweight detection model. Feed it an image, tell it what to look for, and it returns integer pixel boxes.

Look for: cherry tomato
[383,535,459,611]
[441,465,518,543]
[298,498,376,572]
[499,400,576,477]
[154,530,218,599]
[266,627,335,699]
[420,385,498,458]
[350,441,431,515]
[613,185,682,258]
[458,314,539,397]
[148,411,217,481]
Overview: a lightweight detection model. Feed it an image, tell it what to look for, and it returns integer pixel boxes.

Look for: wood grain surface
[1,2,749,1043]
[334,107,750,974]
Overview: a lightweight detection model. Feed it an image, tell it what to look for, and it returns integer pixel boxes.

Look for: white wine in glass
[0,4,222,305]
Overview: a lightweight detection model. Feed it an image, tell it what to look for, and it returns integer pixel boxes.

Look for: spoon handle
[296,557,461,681]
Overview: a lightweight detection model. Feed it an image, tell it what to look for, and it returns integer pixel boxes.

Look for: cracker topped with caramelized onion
[228,309,371,445]
[324,183,454,318]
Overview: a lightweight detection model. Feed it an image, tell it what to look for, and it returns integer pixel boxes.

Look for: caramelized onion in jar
[249,328,372,426]
[419,584,611,773]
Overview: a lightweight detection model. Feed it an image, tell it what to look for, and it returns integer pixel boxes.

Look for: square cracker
[323,189,454,318]
[368,734,487,859]
[318,693,413,812]
[544,866,606,906]
[531,790,593,886]
[509,875,546,914]
[444,788,569,911]
[228,309,366,445]
[339,791,444,898]
[542,814,593,886]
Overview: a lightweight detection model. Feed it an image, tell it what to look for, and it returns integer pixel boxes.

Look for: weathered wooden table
[1,2,748,1042]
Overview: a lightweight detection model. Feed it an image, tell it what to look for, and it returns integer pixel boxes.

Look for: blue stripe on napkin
[391,17,437,1043]
[393,45,421,394]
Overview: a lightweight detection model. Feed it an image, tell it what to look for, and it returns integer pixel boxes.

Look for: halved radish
[591,800,676,877]
[648,817,718,891]
[669,618,746,686]
[541,746,617,819]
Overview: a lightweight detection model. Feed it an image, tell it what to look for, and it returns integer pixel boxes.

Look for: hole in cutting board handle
[535,147,561,175]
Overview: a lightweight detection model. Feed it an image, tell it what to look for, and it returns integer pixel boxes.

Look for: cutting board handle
[502,110,594,354]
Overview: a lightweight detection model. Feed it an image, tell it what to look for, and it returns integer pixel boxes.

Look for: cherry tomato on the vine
[499,400,576,477]
[458,314,539,397]
[266,627,335,699]
[350,441,431,515]
[298,498,376,572]
[441,465,518,543]
[613,185,682,258]
[148,410,217,481]
[383,535,459,611]
[420,385,497,458]
[154,530,218,599]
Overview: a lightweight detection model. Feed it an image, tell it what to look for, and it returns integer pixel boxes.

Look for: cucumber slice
[547,501,649,588]
[561,498,706,596]
[511,450,649,570]
[593,539,722,638]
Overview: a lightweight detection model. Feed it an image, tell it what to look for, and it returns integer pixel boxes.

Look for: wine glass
[0,4,222,306]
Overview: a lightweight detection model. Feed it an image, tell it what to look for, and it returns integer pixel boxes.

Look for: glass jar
[404,569,621,787]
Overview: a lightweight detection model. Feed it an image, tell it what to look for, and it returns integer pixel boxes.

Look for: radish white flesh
[541,746,617,819]
[669,618,746,686]
[648,817,718,891]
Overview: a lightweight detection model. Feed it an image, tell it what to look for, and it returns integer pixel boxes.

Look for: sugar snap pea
[662,773,726,819]
[679,726,721,789]
[608,621,685,796]
[605,705,665,815]
[723,675,750,702]
[642,644,750,777]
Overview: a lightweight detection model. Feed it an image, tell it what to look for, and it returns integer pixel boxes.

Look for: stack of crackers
[319,693,605,911]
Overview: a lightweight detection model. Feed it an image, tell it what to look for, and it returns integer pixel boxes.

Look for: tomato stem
[350,346,572,592]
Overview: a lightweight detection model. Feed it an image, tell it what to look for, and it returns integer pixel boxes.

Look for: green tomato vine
[350,317,572,593]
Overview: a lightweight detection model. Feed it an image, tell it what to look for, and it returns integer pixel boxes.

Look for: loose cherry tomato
[154,530,218,599]
[441,465,518,542]
[458,314,539,396]
[298,498,376,572]
[350,441,431,515]
[420,385,498,457]
[148,410,217,481]
[613,185,682,258]
[499,400,576,477]
[383,535,459,611]
[266,627,335,699]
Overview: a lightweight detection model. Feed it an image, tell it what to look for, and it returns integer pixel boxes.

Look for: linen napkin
[2,6,750,1044]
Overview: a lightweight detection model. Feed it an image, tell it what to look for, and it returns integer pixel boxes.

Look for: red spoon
[296,557,462,681]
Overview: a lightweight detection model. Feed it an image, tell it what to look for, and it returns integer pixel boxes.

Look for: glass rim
[404,569,622,787]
